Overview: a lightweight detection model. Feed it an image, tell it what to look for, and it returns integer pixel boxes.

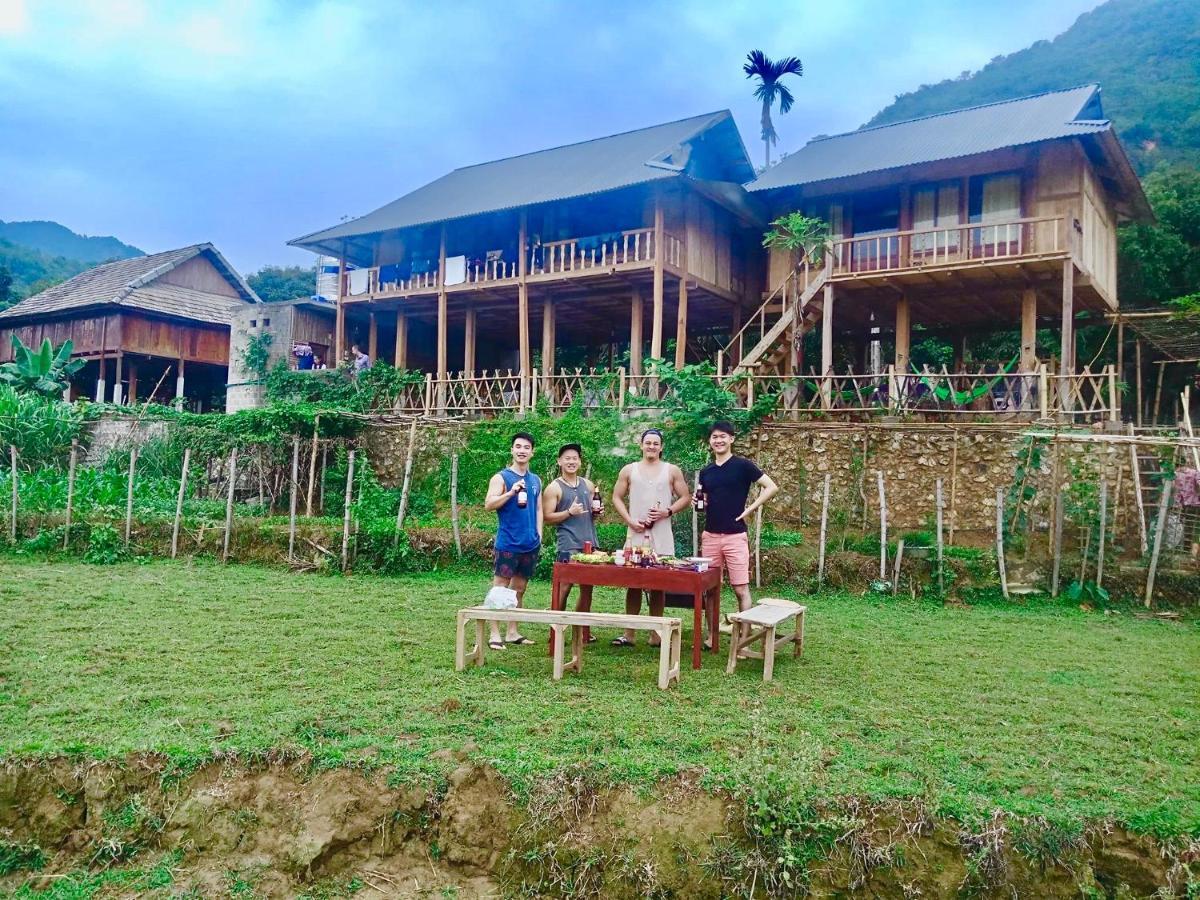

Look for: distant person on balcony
[292,342,314,370]
[610,429,690,647]
[312,354,327,370]
[351,344,371,376]
[695,421,778,613]
[483,432,543,650]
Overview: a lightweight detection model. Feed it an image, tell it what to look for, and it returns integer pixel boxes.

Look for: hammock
[917,354,1021,405]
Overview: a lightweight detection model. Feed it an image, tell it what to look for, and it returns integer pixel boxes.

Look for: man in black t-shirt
[695,421,779,611]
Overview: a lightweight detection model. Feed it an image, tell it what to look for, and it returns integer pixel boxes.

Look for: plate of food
[570,550,614,565]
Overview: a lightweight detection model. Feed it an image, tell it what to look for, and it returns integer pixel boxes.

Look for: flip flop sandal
[488,640,507,651]
[610,636,635,647]
[506,635,535,646]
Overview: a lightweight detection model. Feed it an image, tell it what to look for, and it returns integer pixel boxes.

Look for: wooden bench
[725,599,807,682]
[455,607,683,689]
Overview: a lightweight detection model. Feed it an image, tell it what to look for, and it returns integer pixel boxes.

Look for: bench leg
[455,612,468,672]
[795,609,805,658]
[569,624,584,673]
[658,625,673,689]
[551,624,566,681]
[474,620,486,666]
[669,626,681,686]
[725,620,741,674]
[762,625,777,682]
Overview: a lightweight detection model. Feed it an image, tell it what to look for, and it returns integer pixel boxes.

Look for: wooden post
[222,448,237,563]
[518,210,530,385]
[395,312,408,370]
[1135,338,1143,427]
[341,450,356,572]
[463,307,477,376]
[1145,478,1173,608]
[124,447,138,547]
[8,445,17,543]
[935,478,945,594]
[96,318,108,402]
[541,295,555,389]
[817,473,831,587]
[1152,361,1166,425]
[288,436,299,561]
[451,453,462,558]
[754,505,763,589]
[1020,287,1038,372]
[1039,363,1050,419]
[394,420,417,537]
[675,274,689,368]
[437,226,448,413]
[892,539,905,596]
[1116,320,1125,420]
[305,416,320,517]
[894,295,910,374]
[171,447,191,559]
[651,192,665,361]
[175,358,186,408]
[334,253,346,365]
[319,446,328,513]
[1059,260,1075,408]
[820,282,834,408]
[113,352,124,404]
[629,288,644,377]
[367,311,378,363]
[63,440,78,550]
[995,488,1009,599]
[1050,474,1064,597]
[127,358,138,404]
[876,470,887,580]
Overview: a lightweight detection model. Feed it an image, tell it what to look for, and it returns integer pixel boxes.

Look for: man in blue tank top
[483,432,543,650]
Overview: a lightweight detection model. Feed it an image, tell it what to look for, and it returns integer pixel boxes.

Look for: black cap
[557,443,583,458]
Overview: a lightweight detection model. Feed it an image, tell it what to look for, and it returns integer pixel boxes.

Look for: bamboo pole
[935,478,945,595]
[995,488,1009,599]
[319,445,328,513]
[288,436,300,561]
[1096,479,1108,589]
[256,447,265,510]
[9,445,17,543]
[63,439,78,550]
[394,421,417,541]
[1145,478,1173,608]
[352,451,366,563]
[1152,361,1165,424]
[341,450,356,572]
[1078,517,1092,585]
[754,505,763,589]
[1050,478,1065,597]
[124,447,138,547]
[876,470,888,580]
[892,539,905,596]
[451,453,462,558]
[305,416,320,516]
[1135,339,1143,427]
[948,433,959,544]
[222,449,238,563]
[171,447,191,559]
[817,473,831,588]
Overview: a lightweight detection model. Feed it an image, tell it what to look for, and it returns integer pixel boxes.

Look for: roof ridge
[450,110,730,173]
[810,84,1101,144]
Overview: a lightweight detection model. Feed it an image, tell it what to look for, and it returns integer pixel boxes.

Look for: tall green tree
[247,264,317,303]
[0,264,12,310]
[743,50,803,170]
[1118,167,1200,308]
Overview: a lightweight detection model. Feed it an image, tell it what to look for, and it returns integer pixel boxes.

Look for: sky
[0,0,1105,274]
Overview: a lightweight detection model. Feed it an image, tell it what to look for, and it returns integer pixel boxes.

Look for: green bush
[84,524,130,565]
[0,384,84,468]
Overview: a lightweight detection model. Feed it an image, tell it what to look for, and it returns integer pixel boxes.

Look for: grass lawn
[1,557,1197,837]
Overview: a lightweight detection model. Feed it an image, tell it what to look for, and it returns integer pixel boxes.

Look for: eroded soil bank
[0,755,1192,898]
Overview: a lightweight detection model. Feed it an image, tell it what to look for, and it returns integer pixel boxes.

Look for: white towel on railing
[444,255,467,286]
[348,268,369,295]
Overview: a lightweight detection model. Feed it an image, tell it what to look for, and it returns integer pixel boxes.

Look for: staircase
[1130,424,1180,554]
[718,261,828,380]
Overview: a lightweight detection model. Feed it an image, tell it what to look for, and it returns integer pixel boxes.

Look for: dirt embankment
[0,754,1191,898]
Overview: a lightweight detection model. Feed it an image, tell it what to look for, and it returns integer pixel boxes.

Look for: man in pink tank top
[610,428,691,647]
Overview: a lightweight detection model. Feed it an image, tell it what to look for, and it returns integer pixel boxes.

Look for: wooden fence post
[1145,478,1173,608]
[817,473,831,588]
[995,488,1009,599]
[124,447,138,547]
[451,453,462,558]
[935,478,945,595]
[9,445,17,543]
[754,505,763,589]
[1096,479,1108,589]
[394,421,417,541]
[288,436,300,561]
[63,440,78,550]
[305,416,320,516]
[876,471,887,580]
[222,448,237,563]
[171,447,191,559]
[341,450,356,572]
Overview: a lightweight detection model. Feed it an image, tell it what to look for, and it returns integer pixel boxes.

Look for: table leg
[692,588,702,670]
[454,611,468,671]
[708,585,720,654]
[763,625,777,682]
[795,609,805,658]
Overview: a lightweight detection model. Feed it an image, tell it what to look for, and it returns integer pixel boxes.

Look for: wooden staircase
[1130,424,1180,554]
[718,261,829,380]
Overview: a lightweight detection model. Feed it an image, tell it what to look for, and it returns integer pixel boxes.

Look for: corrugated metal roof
[750,85,1109,192]
[0,243,259,323]
[289,110,754,255]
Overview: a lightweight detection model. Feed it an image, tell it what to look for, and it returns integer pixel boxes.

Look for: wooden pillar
[127,358,138,403]
[463,307,476,375]
[394,311,408,370]
[1135,338,1144,427]
[112,352,124,405]
[650,191,665,360]
[437,226,448,381]
[630,288,644,377]
[175,358,185,403]
[731,302,743,368]
[541,296,555,377]
[518,210,530,380]
[1021,288,1038,371]
[96,318,108,402]
[1153,361,1166,424]
[367,311,378,362]
[820,283,834,408]
[894,295,911,373]
[1060,260,1075,376]
[334,252,346,365]
[674,275,689,369]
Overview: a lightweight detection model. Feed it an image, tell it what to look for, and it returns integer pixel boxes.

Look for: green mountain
[866,0,1200,174]
[0,220,143,264]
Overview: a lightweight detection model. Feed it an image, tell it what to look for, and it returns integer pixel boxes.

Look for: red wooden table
[550,561,724,669]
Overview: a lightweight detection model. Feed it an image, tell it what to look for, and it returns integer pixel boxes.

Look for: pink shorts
[701,531,750,586]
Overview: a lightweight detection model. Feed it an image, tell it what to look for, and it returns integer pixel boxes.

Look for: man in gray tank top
[542,444,602,641]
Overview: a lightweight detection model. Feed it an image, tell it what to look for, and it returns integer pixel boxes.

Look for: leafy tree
[762,213,829,265]
[743,50,803,170]
[247,264,317,303]
[0,336,85,397]
[0,265,12,310]
[1118,167,1200,308]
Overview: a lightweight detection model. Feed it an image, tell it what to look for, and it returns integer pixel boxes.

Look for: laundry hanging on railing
[347,268,370,295]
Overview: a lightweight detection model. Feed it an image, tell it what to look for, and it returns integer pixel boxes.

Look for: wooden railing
[379,363,1118,423]
[534,227,682,275]
[717,258,824,376]
[829,216,1067,277]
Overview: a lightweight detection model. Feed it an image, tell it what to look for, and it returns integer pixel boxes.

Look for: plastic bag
[483,586,518,609]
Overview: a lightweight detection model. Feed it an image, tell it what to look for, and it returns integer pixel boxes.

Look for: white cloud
[0,0,29,35]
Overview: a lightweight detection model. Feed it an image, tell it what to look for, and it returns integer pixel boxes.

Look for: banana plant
[0,335,86,398]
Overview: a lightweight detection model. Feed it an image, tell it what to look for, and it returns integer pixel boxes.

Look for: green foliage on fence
[0,385,84,469]
[263,361,424,412]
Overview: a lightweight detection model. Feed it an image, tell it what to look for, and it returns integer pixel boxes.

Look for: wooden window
[911,183,960,255]
[969,173,1022,257]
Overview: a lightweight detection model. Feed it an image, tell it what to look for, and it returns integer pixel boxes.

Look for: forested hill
[865,0,1200,174]
[0,220,143,263]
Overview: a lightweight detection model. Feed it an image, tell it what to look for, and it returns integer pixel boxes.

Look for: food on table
[570,551,613,565]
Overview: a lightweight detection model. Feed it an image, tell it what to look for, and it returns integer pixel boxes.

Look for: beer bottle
[516,481,528,508]
[591,485,603,515]
[694,484,706,511]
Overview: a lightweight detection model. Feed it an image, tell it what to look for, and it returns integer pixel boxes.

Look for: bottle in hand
[516,482,528,508]
[591,485,603,515]
[694,484,706,511]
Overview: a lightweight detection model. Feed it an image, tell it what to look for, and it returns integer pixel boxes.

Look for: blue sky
[0,0,1103,273]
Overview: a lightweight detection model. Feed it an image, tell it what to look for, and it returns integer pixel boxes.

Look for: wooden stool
[725,599,806,682]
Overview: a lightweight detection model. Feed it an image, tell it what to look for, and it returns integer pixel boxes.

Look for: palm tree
[743,50,804,170]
